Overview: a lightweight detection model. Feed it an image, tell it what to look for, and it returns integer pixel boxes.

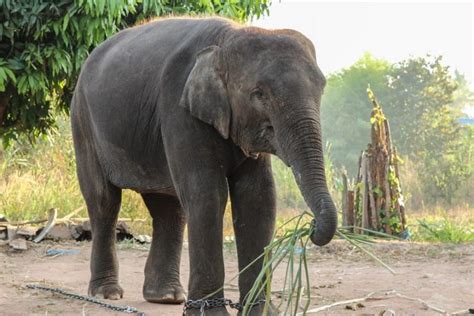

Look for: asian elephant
[71,17,337,315]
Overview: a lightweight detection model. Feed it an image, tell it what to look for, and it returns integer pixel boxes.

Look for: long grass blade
[336,230,396,275]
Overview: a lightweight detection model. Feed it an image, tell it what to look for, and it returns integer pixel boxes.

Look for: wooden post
[361,152,370,231]
[354,152,364,232]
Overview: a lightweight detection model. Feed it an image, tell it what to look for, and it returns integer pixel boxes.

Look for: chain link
[183,297,266,315]
[26,284,142,314]
[27,283,266,316]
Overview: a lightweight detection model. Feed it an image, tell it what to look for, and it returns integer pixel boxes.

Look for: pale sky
[252,0,474,90]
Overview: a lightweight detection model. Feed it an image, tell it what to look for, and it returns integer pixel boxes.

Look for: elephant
[71,17,337,315]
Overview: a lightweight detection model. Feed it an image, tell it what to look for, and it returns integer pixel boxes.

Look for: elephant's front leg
[228,156,277,315]
[175,171,230,316]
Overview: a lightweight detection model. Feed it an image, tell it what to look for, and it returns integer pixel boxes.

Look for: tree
[321,52,391,175]
[384,56,458,155]
[385,56,471,204]
[0,0,269,145]
[417,107,471,204]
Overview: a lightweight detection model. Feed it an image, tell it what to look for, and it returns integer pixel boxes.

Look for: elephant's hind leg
[141,193,186,304]
[85,182,123,300]
[72,103,123,300]
[76,158,123,299]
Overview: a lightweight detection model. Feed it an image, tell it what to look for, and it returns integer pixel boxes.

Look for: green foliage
[0,0,269,145]
[406,208,474,244]
[272,142,340,211]
[417,108,471,204]
[1,119,473,246]
[272,157,306,210]
[385,56,458,155]
[321,53,391,175]
[386,56,471,205]
[415,217,474,244]
[0,115,151,226]
[322,53,472,206]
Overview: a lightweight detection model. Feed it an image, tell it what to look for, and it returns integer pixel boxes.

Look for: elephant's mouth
[249,152,259,159]
[241,148,260,159]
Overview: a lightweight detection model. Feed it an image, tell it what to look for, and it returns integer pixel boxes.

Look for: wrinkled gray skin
[71,17,337,315]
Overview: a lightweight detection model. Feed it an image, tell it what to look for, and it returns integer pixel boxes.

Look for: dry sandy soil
[0,240,472,315]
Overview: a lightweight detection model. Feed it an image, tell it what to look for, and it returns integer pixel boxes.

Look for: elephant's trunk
[278,109,337,246]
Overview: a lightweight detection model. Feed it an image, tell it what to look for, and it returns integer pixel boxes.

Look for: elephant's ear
[179,46,231,139]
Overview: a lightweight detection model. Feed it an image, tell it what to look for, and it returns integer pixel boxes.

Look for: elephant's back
[72,17,234,192]
[78,18,233,104]
[76,17,235,131]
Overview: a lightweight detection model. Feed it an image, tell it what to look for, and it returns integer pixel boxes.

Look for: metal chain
[183,297,266,315]
[26,284,142,314]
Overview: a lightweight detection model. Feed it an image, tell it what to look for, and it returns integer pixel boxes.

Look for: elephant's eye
[250,88,264,99]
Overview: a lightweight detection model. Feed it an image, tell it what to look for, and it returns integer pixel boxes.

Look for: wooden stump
[342,87,407,236]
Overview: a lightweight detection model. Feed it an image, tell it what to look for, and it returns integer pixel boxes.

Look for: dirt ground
[0,240,472,315]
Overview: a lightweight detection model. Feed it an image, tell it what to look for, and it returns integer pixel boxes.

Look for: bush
[0,0,269,144]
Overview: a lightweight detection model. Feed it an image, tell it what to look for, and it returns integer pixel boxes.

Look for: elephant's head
[180,27,337,246]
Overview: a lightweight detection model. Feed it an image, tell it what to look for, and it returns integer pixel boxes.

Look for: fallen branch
[298,291,378,314]
[451,309,472,315]
[58,206,85,222]
[9,206,84,227]
[391,291,446,314]
[301,290,448,315]
[33,208,57,243]
[60,217,147,223]
[9,219,48,226]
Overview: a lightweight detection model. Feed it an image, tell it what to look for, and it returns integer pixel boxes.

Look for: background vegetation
[0,1,472,244]
[0,0,269,144]
[321,53,473,209]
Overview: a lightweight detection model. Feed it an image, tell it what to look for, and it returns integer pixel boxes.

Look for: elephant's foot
[143,281,186,304]
[89,282,123,300]
[185,307,229,316]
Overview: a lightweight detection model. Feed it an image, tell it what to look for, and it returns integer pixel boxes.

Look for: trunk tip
[310,217,336,246]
